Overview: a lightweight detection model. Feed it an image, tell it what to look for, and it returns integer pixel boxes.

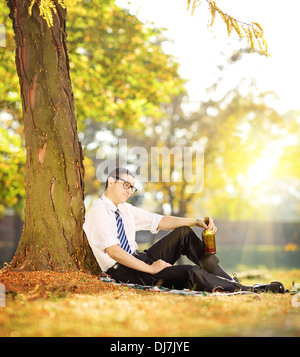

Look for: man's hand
[199,217,217,233]
[150,259,172,274]
[106,245,172,274]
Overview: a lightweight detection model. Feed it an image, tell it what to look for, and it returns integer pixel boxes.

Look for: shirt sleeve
[83,205,119,250]
[130,205,163,234]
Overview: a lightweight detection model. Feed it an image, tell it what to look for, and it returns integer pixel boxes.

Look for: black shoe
[252,281,285,294]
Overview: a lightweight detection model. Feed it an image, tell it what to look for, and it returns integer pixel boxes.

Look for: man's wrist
[195,218,204,227]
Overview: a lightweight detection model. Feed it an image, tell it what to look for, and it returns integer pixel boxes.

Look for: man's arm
[105,244,171,274]
[158,216,217,233]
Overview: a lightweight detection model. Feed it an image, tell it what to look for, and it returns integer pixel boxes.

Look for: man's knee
[170,226,195,247]
[174,225,194,236]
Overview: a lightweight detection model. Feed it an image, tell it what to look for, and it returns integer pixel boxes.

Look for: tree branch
[186,0,269,56]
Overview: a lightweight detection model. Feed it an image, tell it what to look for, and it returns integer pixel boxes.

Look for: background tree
[117,85,285,221]
[66,0,184,132]
[264,109,300,221]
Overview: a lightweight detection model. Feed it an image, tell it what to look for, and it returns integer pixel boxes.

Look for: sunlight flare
[246,155,279,188]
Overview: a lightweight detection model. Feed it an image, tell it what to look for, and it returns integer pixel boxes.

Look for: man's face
[109,174,136,204]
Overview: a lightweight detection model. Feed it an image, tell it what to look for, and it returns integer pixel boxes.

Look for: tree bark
[6,0,99,272]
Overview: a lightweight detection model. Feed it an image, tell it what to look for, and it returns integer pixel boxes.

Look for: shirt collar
[101,193,118,213]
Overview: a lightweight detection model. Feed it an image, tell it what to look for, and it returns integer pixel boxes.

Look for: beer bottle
[202,217,216,254]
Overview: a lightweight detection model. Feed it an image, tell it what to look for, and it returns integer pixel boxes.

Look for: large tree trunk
[6,0,99,272]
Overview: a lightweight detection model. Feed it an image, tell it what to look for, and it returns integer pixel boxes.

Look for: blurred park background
[0,0,300,273]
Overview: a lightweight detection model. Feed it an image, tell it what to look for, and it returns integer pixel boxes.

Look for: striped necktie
[115,209,132,254]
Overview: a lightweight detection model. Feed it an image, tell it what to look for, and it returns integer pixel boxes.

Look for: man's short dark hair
[105,167,135,189]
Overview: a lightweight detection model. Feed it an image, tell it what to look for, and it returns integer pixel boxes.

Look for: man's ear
[107,177,116,187]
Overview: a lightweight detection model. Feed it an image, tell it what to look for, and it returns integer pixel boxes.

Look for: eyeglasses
[115,177,137,194]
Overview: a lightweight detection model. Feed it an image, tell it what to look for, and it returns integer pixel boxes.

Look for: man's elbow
[105,245,120,260]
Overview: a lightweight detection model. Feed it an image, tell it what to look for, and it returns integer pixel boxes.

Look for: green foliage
[273,110,300,178]
[0,3,21,120]
[0,125,26,218]
[66,0,185,132]
[0,2,25,217]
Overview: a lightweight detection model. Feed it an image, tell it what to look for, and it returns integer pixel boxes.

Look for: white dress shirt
[83,193,163,272]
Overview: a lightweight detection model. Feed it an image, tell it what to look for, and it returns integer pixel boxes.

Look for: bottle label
[202,230,216,254]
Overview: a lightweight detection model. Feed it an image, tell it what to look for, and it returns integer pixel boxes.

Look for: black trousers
[107,226,249,293]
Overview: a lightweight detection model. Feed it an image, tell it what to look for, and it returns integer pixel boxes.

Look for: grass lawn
[0,268,300,337]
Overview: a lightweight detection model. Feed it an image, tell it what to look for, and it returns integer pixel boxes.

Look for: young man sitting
[83,167,285,294]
